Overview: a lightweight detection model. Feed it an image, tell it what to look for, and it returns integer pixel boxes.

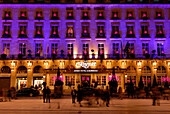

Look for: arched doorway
[17,66,27,89]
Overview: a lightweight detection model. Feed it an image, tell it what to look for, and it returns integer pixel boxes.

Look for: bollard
[57,102,60,109]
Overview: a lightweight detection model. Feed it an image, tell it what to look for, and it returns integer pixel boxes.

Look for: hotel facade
[0,0,170,94]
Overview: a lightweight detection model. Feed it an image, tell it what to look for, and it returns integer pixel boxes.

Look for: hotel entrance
[81,75,91,87]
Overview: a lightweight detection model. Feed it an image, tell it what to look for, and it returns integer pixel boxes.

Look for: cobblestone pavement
[0,97,170,114]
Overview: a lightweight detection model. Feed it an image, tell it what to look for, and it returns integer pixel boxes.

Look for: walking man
[46,86,51,103]
[71,87,76,104]
[43,86,47,103]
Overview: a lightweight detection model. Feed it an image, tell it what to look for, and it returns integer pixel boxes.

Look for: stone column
[27,69,33,88]
[10,68,17,88]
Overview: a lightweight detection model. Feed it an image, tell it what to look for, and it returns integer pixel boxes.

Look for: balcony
[111,34,121,38]
[126,34,135,38]
[18,34,28,38]
[141,34,150,38]
[50,34,59,38]
[19,17,28,20]
[2,34,11,38]
[66,33,75,38]
[35,17,44,20]
[81,33,90,38]
[96,33,106,38]
[67,16,74,20]
[82,16,90,20]
[156,34,165,38]
[34,34,44,38]
[51,17,59,20]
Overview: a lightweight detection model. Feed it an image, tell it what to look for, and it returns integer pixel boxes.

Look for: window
[157,66,166,73]
[127,11,134,19]
[83,44,89,57]
[19,26,27,38]
[141,25,149,38]
[4,11,11,20]
[98,44,104,57]
[19,43,26,56]
[19,11,27,20]
[156,12,163,19]
[35,26,43,38]
[129,43,134,54]
[97,12,104,19]
[82,12,89,20]
[156,25,164,38]
[97,76,106,85]
[142,66,151,73]
[66,25,74,38]
[157,43,164,56]
[35,43,42,55]
[127,26,135,37]
[65,76,75,86]
[35,11,43,20]
[127,76,136,85]
[3,25,11,38]
[3,43,10,56]
[112,12,119,19]
[142,76,151,86]
[51,43,58,55]
[112,26,120,38]
[142,43,149,55]
[113,43,119,56]
[67,12,73,19]
[67,44,73,57]
[97,25,105,37]
[157,76,167,86]
[49,76,56,86]
[82,25,90,37]
[50,26,59,38]
[51,12,59,20]
[141,12,148,20]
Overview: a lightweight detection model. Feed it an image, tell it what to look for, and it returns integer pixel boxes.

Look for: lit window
[156,25,164,38]
[98,44,104,58]
[35,26,43,38]
[83,44,89,57]
[3,43,10,56]
[50,26,59,38]
[97,76,106,85]
[51,12,58,20]
[156,12,163,19]
[82,12,89,20]
[35,11,43,20]
[141,25,149,38]
[112,26,120,38]
[51,43,58,55]
[3,25,11,38]
[19,26,27,38]
[66,25,74,38]
[141,12,148,20]
[19,11,27,20]
[127,26,135,37]
[127,11,134,19]
[67,44,73,57]
[97,25,105,37]
[65,76,75,86]
[97,12,104,19]
[35,43,43,55]
[113,43,119,56]
[67,12,73,19]
[157,43,164,56]
[142,43,149,56]
[112,12,119,19]
[4,11,11,20]
[19,43,26,56]
[82,25,89,37]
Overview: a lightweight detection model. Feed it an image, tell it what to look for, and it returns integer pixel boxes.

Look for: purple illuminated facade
[0,1,170,93]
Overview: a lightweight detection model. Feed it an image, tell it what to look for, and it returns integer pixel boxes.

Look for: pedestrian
[118,87,123,100]
[46,86,51,103]
[152,86,161,106]
[43,86,47,103]
[7,88,11,101]
[71,87,76,104]
[77,85,82,107]
[105,86,110,107]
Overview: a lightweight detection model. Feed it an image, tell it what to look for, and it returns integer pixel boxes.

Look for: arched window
[17,66,27,73]
[157,66,166,73]
[1,66,11,73]
[127,66,136,73]
[33,66,43,73]
[142,66,151,73]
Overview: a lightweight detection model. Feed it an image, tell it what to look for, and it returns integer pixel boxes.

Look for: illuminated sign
[74,70,98,73]
[75,61,96,69]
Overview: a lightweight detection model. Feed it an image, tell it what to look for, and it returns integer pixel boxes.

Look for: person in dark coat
[46,86,51,103]
[71,87,76,104]
[7,89,11,101]
[77,85,82,107]
[105,86,110,107]
[152,86,161,106]
[43,86,47,103]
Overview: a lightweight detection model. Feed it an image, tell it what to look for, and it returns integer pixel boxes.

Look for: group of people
[71,86,110,107]
[43,86,51,103]
[2,87,17,102]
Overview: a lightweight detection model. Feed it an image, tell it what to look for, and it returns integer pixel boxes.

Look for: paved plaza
[0,97,170,114]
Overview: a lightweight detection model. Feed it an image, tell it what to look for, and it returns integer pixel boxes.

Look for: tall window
[97,25,105,37]
[82,25,89,37]
[112,26,120,38]
[51,26,58,38]
[67,44,73,57]
[129,43,134,54]
[156,12,163,19]
[65,76,75,86]
[3,26,11,38]
[35,43,42,55]
[97,76,106,85]
[3,43,10,56]
[156,25,164,37]
[19,43,26,56]
[113,43,119,56]
[98,44,104,57]
[157,43,164,56]
[127,26,135,37]
[35,26,43,38]
[112,12,119,19]
[51,12,58,20]
[83,44,89,57]
[97,12,104,19]
[82,12,89,20]
[142,43,149,55]
[19,11,27,20]
[4,11,11,20]
[66,25,74,38]
[35,11,43,20]
[67,12,73,19]
[127,11,134,19]
[141,25,149,38]
[19,26,27,38]
[51,43,58,55]
[141,12,148,19]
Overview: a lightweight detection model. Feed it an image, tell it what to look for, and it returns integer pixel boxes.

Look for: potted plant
[27,50,32,59]
[1,51,7,60]
[60,50,64,58]
[18,51,23,60]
